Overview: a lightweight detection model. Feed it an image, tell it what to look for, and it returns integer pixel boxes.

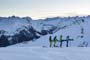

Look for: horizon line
[0,15,90,20]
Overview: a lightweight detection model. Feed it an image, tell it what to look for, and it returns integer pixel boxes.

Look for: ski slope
[0,47,90,60]
[11,17,90,47]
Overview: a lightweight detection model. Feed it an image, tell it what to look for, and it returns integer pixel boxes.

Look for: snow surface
[0,47,90,60]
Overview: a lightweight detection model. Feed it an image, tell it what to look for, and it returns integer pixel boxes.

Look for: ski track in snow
[0,47,90,60]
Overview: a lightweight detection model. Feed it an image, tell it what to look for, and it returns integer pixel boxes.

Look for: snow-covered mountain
[0,16,32,35]
[0,15,88,47]
[0,16,85,34]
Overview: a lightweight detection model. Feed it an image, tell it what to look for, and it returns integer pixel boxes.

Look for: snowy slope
[0,47,90,60]
[35,18,89,47]
[11,16,90,47]
[0,16,89,47]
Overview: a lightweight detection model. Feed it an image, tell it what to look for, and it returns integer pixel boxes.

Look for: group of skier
[49,35,73,47]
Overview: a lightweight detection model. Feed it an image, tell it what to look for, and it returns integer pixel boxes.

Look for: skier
[66,36,73,47]
[59,35,63,47]
[53,36,57,47]
[66,36,70,47]
[49,36,53,47]
[82,19,84,22]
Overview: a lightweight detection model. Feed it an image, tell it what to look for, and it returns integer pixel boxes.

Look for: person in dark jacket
[59,35,63,47]
[53,36,57,47]
[49,36,53,47]
[66,36,73,47]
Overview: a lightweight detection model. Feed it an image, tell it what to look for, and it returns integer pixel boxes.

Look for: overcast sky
[0,0,90,19]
